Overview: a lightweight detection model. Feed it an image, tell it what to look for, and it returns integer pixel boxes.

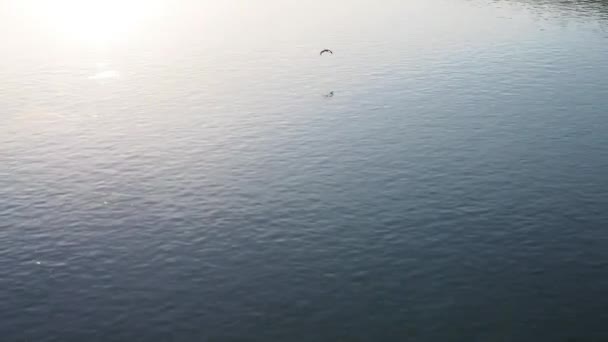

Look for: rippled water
[2,0,608,341]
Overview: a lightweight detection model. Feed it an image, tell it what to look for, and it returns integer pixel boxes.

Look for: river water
[2,0,608,341]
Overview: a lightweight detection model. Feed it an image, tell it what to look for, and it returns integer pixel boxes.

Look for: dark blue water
[2,0,608,340]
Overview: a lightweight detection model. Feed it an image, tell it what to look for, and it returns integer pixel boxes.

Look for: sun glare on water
[33,0,166,44]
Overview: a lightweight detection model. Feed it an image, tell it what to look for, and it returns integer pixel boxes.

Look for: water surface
[2,0,608,341]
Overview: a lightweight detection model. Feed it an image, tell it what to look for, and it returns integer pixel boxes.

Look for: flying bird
[320,49,333,56]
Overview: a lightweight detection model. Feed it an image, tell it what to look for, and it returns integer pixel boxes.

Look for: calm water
[2,0,608,341]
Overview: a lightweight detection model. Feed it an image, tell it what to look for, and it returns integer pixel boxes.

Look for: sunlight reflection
[88,70,121,80]
[34,0,166,44]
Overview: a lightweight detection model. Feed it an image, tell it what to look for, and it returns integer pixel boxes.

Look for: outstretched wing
[320,49,333,55]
